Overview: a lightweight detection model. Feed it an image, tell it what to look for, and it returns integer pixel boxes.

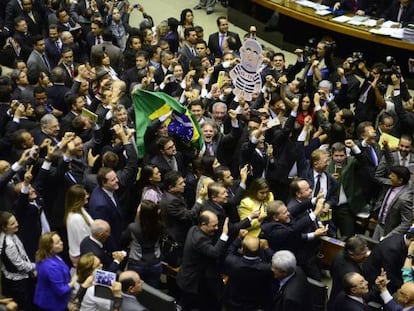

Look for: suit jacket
[375,150,414,185]
[34,256,71,311]
[326,156,365,215]
[224,238,273,310]
[88,186,123,251]
[14,192,44,261]
[304,169,337,208]
[13,31,33,61]
[148,152,186,178]
[386,298,414,311]
[374,183,413,238]
[383,1,414,26]
[208,31,242,58]
[45,37,62,69]
[27,50,51,82]
[328,250,364,310]
[159,191,196,244]
[272,267,310,311]
[46,84,71,115]
[363,234,406,294]
[20,9,44,35]
[90,41,123,74]
[176,225,227,294]
[333,292,367,311]
[120,293,147,311]
[79,236,119,272]
[340,0,375,15]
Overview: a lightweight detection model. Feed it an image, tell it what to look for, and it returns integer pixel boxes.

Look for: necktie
[352,0,357,13]
[370,146,378,167]
[219,33,225,52]
[313,174,321,197]
[379,188,393,224]
[401,157,408,167]
[42,54,50,71]
[97,36,102,44]
[397,6,405,23]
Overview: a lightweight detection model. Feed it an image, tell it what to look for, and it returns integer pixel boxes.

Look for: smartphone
[267,118,280,128]
[334,165,342,175]
[217,71,225,88]
[133,4,139,8]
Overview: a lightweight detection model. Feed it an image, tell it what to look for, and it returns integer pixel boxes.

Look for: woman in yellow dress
[239,178,274,237]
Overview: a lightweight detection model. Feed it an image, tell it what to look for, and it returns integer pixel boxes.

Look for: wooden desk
[251,0,414,51]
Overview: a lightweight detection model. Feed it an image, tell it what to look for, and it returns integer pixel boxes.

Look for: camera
[324,41,336,55]
[348,52,364,67]
[380,56,400,83]
[303,38,317,62]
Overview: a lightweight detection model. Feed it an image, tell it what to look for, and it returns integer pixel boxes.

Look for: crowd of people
[1,0,414,310]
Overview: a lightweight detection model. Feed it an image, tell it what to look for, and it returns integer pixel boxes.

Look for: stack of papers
[295,0,329,10]
[347,15,369,26]
[403,27,414,42]
[370,27,404,39]
[315,9,331,16]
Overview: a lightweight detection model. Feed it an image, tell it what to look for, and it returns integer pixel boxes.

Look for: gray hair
[40,114,58,129]
[212,101,227,113]
[318,80,332,91]
[91,219,110,236]
[272,250,296,275]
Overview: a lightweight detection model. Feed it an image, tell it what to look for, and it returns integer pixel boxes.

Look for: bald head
[397,282,414,307]
[90,219,110,242]
[119,270,143,295]
[242,236,260,257]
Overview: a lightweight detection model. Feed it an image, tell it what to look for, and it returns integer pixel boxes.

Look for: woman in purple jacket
[34,232,77,311]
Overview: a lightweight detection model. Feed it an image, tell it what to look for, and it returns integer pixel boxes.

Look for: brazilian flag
[132,89,204,159]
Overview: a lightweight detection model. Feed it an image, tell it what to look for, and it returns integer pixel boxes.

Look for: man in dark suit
[348,121,383,204]
[178,27,197,72]
[13,17,33,62]
[121,50,149,93]
[262,198,327,281]
[19,0,44,36]
[372,165,413,241]
[154,50,173,85]
[88,167,123,252]
[215,165,248,223]
[208,16,241,59]
[27,35,51,84]
[118,271,147,311]
[382,0,414,26]
[224,234,273,310]
[376,272,414,311]
[334,0,376,15]
[14,164,51,261]
[271,250,310,311]
[45,24,62,68]
[363,230,414,295]
[46,67,71,116]
[195,182,259,242]
[148,136,187,177]
[80,219,126,272]
[176,210,229,311]
[334,272,370,311]
[159,171,197,267]
[32,113,60,146]
[328,236,369,311]
[58,47,77,87]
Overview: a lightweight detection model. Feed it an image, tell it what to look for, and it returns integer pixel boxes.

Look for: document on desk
[370,27,404,39]
[361,19,377,27]
[347,15,369,26]
[296,0,329,10]
[331,15,351,23]
[315,9,331,16]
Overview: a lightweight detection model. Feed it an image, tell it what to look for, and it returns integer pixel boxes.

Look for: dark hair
[214,165,231,181]
[331,142,346,154]
[390,165,411,185]
[344,236,367,258]
[139,200,162,241]
[199,155,217,178]
[97,167,114,187]
[273,52,285,62]
[356,121,373,140]
[102,151,119,169]
[32,34,44,46]
[246,178,269,199]
[156,136,173,151]
[102,28,113,42]
[180,8,193,26]
[342,272,358,295]
[121,277,135,293]
[164,171,182,190]
[216,16,227,26]
[183,27,195,39]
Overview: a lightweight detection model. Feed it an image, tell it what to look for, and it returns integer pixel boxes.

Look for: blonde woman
[65,185,93,267]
